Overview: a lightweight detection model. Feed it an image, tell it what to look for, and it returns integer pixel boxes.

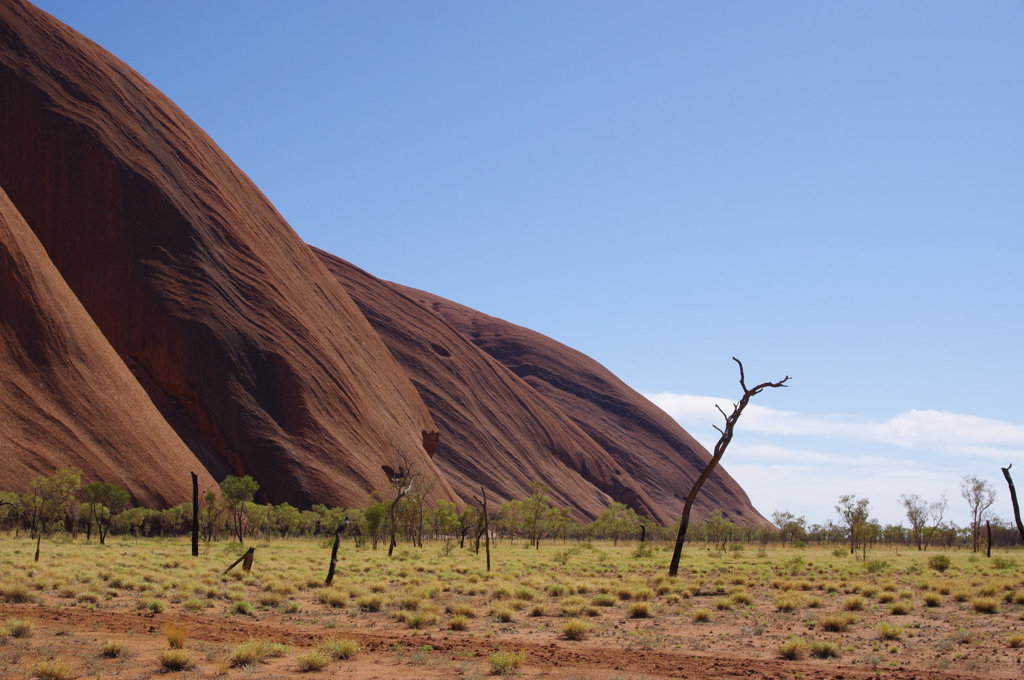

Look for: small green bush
[927,555,951,573]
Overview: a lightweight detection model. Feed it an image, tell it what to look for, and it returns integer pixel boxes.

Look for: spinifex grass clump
[32,659,72,680]
[490,650,525,675]
[99,640,126,658]
[157,649,193,671]
[778,637,809,660]
[810,640,841,659]
[562,618,591,640]
[229,639,289,667]
[296,651,331,672]
[318,638,360,660]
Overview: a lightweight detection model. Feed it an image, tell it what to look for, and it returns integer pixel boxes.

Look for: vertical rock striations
[0,0,454,508]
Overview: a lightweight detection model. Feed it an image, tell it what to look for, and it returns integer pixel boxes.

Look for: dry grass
[157,648,193,671]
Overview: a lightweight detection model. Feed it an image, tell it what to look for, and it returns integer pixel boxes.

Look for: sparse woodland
[2,469,1024,679]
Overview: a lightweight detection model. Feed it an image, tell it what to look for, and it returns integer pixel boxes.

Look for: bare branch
[733,356,746,392]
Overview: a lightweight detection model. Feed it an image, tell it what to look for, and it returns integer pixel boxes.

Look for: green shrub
[927,555,951,573]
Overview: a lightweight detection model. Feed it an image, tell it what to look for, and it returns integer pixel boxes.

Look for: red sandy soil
[2,597,1016,680]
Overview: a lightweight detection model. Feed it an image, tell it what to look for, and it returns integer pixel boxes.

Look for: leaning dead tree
[1001,465,1024,544]
[668,357,789,577]
[325,516,350,585]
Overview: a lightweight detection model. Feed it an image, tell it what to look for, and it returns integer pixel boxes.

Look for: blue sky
[33,1,1024,527]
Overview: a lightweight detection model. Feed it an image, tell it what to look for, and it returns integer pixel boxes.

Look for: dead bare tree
[1001,465,1024,544]
[325,516,350,585]
[383,451,416,557]
[668,357,789,577]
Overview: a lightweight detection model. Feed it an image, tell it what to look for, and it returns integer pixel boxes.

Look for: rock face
[396,288,766,526]
[0,186,215,505]
[0,0,455,509]
[0,0,766,525]
[317,251,656,520]
[318,251,765,526]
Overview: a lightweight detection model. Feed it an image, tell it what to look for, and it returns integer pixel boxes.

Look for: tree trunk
[223,547,255,574]
[481,487,491,572]
[1001,466,1024,544]
[668,358,789,577]
[191,472,199,557]
[986,520,992,558]
[325,528,342,585]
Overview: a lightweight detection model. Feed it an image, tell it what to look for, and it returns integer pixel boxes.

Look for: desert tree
[522,480,555,548]
[199,488,225,545]
[899,493,947,551]
[457,504,479,549]
[591,501,640,545]
[82,481,130,545]
[960,475,996,553]
[668,358,789,577]
[835,494,871,558]
[702,509,737,551]
[24,468,81,561]
[771,510,807,548]
[362,495,387,549]
[220,474,259,543]
[1001,465,1024,544]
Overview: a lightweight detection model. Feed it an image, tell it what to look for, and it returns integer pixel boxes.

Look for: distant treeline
[1,468,1020,552]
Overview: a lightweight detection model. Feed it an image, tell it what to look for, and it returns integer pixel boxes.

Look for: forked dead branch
[668,357,790,577]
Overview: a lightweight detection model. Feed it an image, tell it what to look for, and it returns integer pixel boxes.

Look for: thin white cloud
[645,392,1022,525]
[645,392,1024,457]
